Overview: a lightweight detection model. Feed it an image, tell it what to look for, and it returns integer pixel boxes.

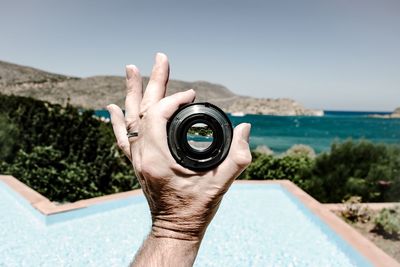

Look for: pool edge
[1,175,399,267]
[236,180,399,267]
[0,175,143,216]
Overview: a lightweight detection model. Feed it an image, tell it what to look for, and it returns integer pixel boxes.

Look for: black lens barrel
[167,102,233,171]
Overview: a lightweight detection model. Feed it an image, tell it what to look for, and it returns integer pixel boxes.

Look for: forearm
[131,232,201,267]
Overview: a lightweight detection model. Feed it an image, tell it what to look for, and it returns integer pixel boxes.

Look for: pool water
[0,182,371,267]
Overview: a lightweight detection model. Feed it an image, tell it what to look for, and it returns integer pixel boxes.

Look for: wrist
[132,229,202,267]
[151,212,210,242]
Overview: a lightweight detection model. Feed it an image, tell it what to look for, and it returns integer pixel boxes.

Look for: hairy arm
[132,234,200,267]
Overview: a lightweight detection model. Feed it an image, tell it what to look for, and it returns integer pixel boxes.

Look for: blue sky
[1,0,399,111]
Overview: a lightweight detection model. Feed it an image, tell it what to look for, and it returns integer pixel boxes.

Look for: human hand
[107,53,251,242]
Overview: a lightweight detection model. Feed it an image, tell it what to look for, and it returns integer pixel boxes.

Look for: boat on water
[230,112,246,117]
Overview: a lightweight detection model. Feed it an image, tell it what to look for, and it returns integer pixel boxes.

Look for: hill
[0,60,323,116]
[369,107,400,119]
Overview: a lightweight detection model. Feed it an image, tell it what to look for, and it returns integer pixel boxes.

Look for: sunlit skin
[107,53,251,267]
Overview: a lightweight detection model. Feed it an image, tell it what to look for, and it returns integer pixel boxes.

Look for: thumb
[216,123,252,182]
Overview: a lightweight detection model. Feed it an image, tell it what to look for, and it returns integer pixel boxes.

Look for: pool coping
[1,175,399,267]
[0,175,142,215]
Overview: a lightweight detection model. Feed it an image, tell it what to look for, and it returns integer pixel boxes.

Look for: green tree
[304,140,400,203]
[0,94,138,202]
[240,152,313,186]
[0,114,18,162]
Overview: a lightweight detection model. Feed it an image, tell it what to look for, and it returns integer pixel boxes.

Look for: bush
[6,146,137,202]
[286,144,316,159]
[7,146,91,202]
[240,152,313,186]
[240,140,400,204]
[303,140,400,203]
[340,196,370,223]
[374,206,400,239]
[0,114,18,162]
[0,94,138,202]
[254,145,274,155]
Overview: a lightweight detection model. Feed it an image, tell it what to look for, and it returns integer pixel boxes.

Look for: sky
[0,0,399,111]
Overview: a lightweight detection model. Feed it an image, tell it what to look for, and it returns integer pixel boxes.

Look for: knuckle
[141,164,157,178]
[138,111,146,119]
[139,106,155,120]
[117,140,128,151]
[149,69,168,85]
[141,157,162,178]
[233,150,252,168]
[126,81,142,94]
[140,102,150,115]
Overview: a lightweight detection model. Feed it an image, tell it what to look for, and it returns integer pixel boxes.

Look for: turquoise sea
[95,110,400,154]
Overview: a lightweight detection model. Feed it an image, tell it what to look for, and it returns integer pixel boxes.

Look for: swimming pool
[0,179,380,266]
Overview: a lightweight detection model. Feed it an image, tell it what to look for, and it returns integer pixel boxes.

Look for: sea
[95,110,400,154]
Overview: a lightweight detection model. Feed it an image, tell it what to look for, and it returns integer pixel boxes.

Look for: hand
[107,53,251,266]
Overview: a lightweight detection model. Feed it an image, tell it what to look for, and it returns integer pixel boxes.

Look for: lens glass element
[186,122,214,151]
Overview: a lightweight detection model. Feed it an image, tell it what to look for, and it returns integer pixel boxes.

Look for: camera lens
[167,102,233,171]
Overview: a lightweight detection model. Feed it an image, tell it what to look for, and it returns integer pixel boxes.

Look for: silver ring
[127,132,139,138]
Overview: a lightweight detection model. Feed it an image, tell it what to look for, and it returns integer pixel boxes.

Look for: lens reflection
[186,123,213,151]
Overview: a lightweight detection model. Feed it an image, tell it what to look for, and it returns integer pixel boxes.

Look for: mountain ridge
[0,60,323,116]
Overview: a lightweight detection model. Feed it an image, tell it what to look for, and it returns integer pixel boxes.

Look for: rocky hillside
[370,107,400,119]
[225,98,324,116]
[0,60,323,116]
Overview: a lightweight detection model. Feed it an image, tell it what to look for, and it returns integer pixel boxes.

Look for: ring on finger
[127,132,139,138]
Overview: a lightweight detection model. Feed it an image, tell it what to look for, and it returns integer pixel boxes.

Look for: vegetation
[187,125,213,137]
[340,196,370,223]
[335,206,400,262]
[240,152,313,187]
[303,140,400,203]
[0,114,18,162]
[0,94,138,202]
[373,206,400,239]
[285,144,316,159]
[253,145,274,155]
[239,140,400,203]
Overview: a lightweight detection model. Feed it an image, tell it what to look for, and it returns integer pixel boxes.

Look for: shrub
[0,114,18,162]
[240,152,313,186]
[340,196,370,223]
[286,144,316,159]
[0,94,138,202]
[6,145,137,203]
[374,206,400,239]
[254,145,274,155]
[241,140,400,204]
[304,140,400,203]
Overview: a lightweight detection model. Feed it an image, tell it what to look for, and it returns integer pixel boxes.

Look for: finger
[107,104,132,160]
[142,89,195,164]
[157,89,196,120]
[125,65,142,133]
[215,123,252,183]
[140,53,169,114]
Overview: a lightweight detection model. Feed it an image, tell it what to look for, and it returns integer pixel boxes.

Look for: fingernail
[125,65,136,80]
[242,123,251,143]
[155,52,166,62]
